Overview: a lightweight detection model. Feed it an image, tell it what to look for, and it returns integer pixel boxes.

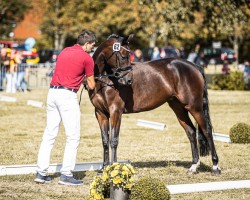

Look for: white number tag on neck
[113,43,121,52]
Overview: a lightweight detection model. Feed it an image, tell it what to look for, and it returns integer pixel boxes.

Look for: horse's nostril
[114,72,121,78]
[127,80,132,85]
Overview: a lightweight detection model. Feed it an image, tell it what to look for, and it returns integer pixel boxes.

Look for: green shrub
[229,123,250,144]
[129,176,170,200]
[209,71,246,90]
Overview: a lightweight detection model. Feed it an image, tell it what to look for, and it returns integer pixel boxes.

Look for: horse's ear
[122,34,134,45]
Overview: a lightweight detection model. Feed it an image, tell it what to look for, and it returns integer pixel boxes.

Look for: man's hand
[83,75,95,90]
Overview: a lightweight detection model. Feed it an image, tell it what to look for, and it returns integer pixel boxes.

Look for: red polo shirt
[50,44,94,90]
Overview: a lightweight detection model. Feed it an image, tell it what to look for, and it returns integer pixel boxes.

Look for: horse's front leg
[109,110,122,163]
[95,109,110,167]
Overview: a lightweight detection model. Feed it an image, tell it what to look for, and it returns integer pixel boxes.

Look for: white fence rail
[0,63,55,90]
[0,160,130,176]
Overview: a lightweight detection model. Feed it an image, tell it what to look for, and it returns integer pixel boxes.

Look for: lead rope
[78,84,85,105]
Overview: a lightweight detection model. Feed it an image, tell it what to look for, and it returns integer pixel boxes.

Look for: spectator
[151,47,161,60]
[194,51,208,68]
[179,47,187,59]
[5,49,16,93]
[243,60,249,84]
[35,29,96,186]
[16,51,28,92]
[187,49,197,63]
[160,47,166,58]
[222,60,230,75]
[133,49,144,62]
[195,44,201,54]
[0,48,10,91]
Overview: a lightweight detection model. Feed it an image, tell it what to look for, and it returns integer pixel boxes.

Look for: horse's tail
[197,67,212,156]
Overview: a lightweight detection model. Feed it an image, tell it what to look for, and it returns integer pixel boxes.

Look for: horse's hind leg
[168,101,200,174]
[191,111,221,175]
[95,109,110,168]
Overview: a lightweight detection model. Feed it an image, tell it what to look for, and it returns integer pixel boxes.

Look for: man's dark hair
[77,30,97,45]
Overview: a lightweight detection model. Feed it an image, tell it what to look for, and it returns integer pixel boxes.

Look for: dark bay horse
[88,34,221,175]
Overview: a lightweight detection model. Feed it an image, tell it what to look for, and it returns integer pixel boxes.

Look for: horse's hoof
[187,162,200,175]
[187,169,198,175]
[212,168,221,176]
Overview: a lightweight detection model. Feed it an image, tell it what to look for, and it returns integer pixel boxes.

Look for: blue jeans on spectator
[0,66,6,91]
[16,71,27,92]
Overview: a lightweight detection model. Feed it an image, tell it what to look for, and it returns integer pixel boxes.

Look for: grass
[0,88,250,200]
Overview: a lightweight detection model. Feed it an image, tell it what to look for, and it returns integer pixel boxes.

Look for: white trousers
[37,88,80,176]
[6,72,17,93]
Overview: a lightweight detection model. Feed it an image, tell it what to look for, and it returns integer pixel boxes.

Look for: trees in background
[3,0,250,61]
[191,0,249,65]
[0,0,31,39]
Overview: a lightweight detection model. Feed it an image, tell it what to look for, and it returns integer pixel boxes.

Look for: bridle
[79,41,132,105]
[95,42,132,80]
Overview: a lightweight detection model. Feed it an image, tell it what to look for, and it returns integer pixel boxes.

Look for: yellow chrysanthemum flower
[90,189,97,194]
[114,165,120,170]
[122,170,128,176]
[129,177,134,182]
[125,183,132,189]
[113,177,122,184]
[102,172,109,181]
[105,166,111,171]
[93,193,102,200]
[122,165,129,171]
[110,170,119,177]
[129,166,135,174]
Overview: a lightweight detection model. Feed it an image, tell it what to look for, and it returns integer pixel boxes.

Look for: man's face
[85,42,95,53]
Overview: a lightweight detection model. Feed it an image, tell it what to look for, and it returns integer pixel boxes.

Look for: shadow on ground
[131,160,211,172]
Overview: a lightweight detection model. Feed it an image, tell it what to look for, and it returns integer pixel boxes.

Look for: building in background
[13,0,43,40]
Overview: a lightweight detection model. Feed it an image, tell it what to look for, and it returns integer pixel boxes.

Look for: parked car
[142,47,180,61]
[201,47,236,64]
[0,41,20,49]
[38,49,61,63]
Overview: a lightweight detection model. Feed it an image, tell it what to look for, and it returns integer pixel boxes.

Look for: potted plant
[104,163,135,200]
[89,175,109,200]
[89,163,135,200]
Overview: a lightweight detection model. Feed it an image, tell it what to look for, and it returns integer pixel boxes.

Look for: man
[35,30,96,185]
[194,51,208,68]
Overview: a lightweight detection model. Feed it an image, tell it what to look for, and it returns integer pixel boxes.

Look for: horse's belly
[124,90,171,113]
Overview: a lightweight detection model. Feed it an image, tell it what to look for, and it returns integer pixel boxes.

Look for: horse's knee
[110,137,119,148]
[186,130,196,142]
[102,135,109,149]
[102,142,109,150]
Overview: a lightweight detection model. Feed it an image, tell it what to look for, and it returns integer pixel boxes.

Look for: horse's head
[93,34,134,86]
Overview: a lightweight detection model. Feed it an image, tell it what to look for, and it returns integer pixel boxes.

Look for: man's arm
[86,75,95,90]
